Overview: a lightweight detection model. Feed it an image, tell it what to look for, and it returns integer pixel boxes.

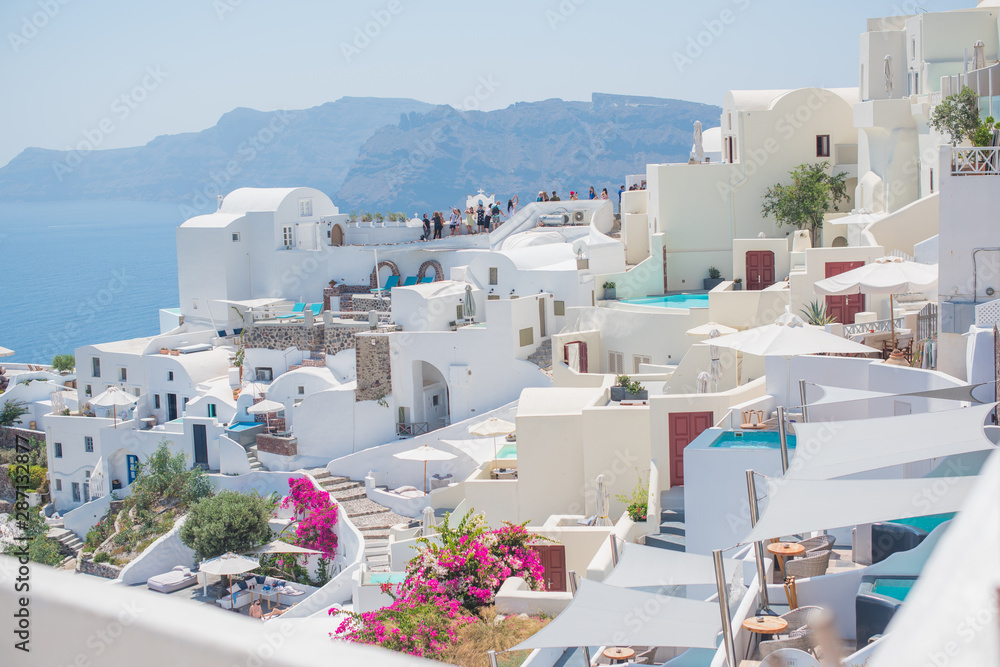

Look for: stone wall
[256,434,298,456]
[244,323,323,352]
[0,426,44,449]
[324,285,372,314]
[350,296,392,321]
[77,556,122,580]
[325,324,362,355]
[355,333,392,402]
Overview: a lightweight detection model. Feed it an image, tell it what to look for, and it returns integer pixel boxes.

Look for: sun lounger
[146,565,198,593]
[309,303,322,315]
[371,275,400,293]
[276,303,306,319]
[420,276,434,284]
[400,276,418,286]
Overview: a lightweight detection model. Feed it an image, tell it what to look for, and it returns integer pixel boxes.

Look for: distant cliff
[0,93,720,213]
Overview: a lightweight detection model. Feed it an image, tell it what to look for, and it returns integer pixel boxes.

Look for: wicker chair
[795,534,835,554]
[759,607,825,658]
[785,550,831,579]
[781,606,826,634]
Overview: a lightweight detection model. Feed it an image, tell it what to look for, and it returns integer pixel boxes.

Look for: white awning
[741,475,978,545]
[602,542,739,590]
[785,404,997,480]
[510,579,721,651]
[868,451,1000,667]
[805,382,989,407]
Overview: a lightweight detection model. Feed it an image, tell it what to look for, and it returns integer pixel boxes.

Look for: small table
[766,542,805,573]
[603,647,636,664]
[742,616,788,659]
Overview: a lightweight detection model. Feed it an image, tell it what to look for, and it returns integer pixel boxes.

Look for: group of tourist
[420,198,515,240]
[536,186,613,203]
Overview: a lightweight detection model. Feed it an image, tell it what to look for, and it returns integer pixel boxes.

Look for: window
[207,403,217,418]
[489,267,498,285]
[154,395,161,409]
[85,470,91,479]
[182,397,189,409]
[299,198,313,217]
[133,387,140,397]
[553,300,566,316]
[72,483,81,503]
[255,367,273,382]
[929,168,934,193]
[816,135,831,158]
[85,385,92,397]
[608,351,624,374]
[432,395,440,407]
[519,327,534,347]
[55,479,62,492]
[232,232,241,242]
[167,371,174,381]
[911,37,916,59]
[282,225,294,249]
[297,386,305,395]
[84,436,94,453]
[92,357,101,377]
[54,442,63,458]
[456,304,464,320]
[119,367,127,382]
[633,354,652,374]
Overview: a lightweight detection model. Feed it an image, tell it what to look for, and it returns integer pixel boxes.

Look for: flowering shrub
[332,510,548,659]
[281,478,338,559]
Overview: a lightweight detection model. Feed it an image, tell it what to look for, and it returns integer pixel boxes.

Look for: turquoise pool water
[620,293,709,309]
[890,513,955,533]
[368,572,407,585]
[227,422,261,432]
[496,443,517,459]
[710,431,797,449]
[872,578,916,602]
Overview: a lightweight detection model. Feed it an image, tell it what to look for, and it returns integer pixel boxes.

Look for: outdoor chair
[795,534,835,554]
[785,550,831,579]
[420,276,434,283]
[759,631,814,658]
[780,606,825,635]
[371,275,400,293]
[759,648,821,666]
[276,303,305,319]
[308,303,322,316]
[401,276,419,286]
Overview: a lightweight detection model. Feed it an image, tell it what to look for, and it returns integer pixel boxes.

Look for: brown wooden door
[824,261,866,323]
[530,544,567,591]
[563,341,588,373]
[746,251,775,290]
[668,411,714,486]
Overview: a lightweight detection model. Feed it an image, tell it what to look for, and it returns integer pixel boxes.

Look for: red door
[530,544,567,591]
[746,251,776,291]
[668,411,714,486]
[563,341,588,373]
[824,262,865,323]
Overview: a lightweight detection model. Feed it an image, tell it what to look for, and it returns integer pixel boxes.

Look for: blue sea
[0,200,184,364]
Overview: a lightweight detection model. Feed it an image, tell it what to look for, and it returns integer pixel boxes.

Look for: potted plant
[159,347,169,354]
[610,374,648,402]
[733,277,743,291]
[704,267,724,291]
[603,281,617,300]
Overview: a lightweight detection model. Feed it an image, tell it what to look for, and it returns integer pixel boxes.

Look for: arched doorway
[413,360,450,429]
[370,260,401,288]
[417,259,445,282]
[831,235,848,248]
[330,224,344,246]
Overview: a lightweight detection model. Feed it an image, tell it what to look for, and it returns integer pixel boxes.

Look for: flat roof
[516,387,603,417]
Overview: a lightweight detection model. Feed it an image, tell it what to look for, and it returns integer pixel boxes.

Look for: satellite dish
[572,239,588,259]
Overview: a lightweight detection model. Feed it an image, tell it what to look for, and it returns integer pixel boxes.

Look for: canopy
[90,386,138,408]
[804,382,988,407]
[812,257,937,296]
[199,552,260,576]
[602,542,738,590]
[785,403,997,480]
[686,322,738,337]
[741,475,978,545]
[468,418,516,437]
[245,540,323,556]
[707,311,877,357]
[868,451,999,667]
[247,399,284,414]
[392,445,457,462]
[510,579,721,651]
[0,346,13,358]
[826,209,886,227]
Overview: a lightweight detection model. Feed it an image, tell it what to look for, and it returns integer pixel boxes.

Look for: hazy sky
[0,0,973,167]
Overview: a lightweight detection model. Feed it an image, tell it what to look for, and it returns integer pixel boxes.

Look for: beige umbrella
[393,444,457,494]
[199,552,260,608]
[248,398,284,432]
[245,539,323,556]
[90,386,138,427]
[686,322,737,337]
[469,417,516,472]
[0,346,13,358]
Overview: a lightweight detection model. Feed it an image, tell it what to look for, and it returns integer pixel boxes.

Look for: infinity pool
[871,577,917,602]
[710,431,797,449]
[620,293,709,309]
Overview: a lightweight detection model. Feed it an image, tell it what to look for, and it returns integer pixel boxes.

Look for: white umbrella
[393,444,457,494]
[692,120,704,163]
[0,346,13,358]
[595,474,612,527]
[245,539,323,556]
[199,552,260,607]
[248,398,284,433]
[697,371,711,394]
[813,256,938,348]
[469,417,516,472]
[884,54,894,97]
[686,322,737,337]
[90,386,138,427]
[973,40,986,71]
[463,284,476,320]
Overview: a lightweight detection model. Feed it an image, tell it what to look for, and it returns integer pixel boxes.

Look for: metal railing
[952,146,1000,175]
[841,317,905,338]
[917,303,939,341]
[396,422,429,438]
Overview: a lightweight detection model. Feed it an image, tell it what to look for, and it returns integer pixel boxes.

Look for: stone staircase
[47,523,84,569]
[644,509,686,552]
[526,338,553,374]
[244,444,266,472]
[303,469,412,572]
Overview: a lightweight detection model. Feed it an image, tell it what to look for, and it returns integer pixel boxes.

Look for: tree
[0,400,29,427]
[929,86,981,146]
[50,354,75,372]
[761,162,849,246]
[125,441,212,511]
[179,491,274,560]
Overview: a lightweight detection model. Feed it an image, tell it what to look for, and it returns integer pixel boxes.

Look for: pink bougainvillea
[282,478,338,559]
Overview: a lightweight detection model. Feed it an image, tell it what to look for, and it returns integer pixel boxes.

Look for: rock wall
[350,297,391,321]
[77,556,122,580]
[244,323,323,352]
[355,333,392,402]
[256,434,298,456]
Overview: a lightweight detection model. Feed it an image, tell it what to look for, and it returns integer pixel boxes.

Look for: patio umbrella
[463,284,476,320]
[245,539,323,556]
[692,120,704,163]
[248,398,284,432]
[813,256,938,348]
[685,322,737,337]
[0,346,13,358]
[884,54,894,97]
[469,417,516,472]
[595,474,612,526]
[199,552,260,608]
[697,371,711,394]
[90,386,138,427]
[393,444,456,494]
[973,40,986,70]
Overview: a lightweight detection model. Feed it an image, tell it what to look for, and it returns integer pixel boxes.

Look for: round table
[742,616,788,659]
[603,647,636,664]
[767,541,805,573]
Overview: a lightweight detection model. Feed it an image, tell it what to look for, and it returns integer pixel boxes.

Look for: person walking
[432,211,443,239]
[588,186,596,200]
[617,185,625,213]
[422,213,431,240]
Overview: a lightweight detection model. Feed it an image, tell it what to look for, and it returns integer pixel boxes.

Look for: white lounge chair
[146,566,198,593]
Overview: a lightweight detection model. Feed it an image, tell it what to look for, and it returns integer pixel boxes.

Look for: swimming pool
[871,578,916,602]
[227,422,261,432]
[496,443,517,459]
[366,572,408,585]
[709,431,797,449]
[620,293,709,309]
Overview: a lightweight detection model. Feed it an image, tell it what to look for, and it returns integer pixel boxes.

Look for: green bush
[27,465,46,492]
[0,400,29,427]
[125,441,213,513]
[51,354,75,372]
[93,551,111,564]
[179,491,274,560]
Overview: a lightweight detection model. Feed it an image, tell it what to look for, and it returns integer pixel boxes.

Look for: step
[644,533,686,552]
[341,498,390,517]
[660,509,685,523]
[330,488,367,503]
[323,480,364,493]
[352,510,412,530]
[305,468,333,481]
[64,538,84,550]
[360,527,391,540]
[366,554,389,568]
[365,546,389,557]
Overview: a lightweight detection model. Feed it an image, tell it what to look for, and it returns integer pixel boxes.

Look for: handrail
[952,146,1000,175]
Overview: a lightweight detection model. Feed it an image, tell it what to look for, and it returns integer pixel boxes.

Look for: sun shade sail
[868,452,1000,667]
[805,382,989,407]
[602,542,739,590]
[741,475,978,545]
[785,403,997,480]
[511,579,721,651]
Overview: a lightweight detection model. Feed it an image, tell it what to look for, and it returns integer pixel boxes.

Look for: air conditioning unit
[573,209,587,224]
[539,214,569,226]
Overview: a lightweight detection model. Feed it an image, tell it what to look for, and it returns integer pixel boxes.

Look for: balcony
[951,147,1000,175]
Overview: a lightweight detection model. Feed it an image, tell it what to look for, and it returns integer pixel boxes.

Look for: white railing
[842,317,905,338]
[952,147,1000,175]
